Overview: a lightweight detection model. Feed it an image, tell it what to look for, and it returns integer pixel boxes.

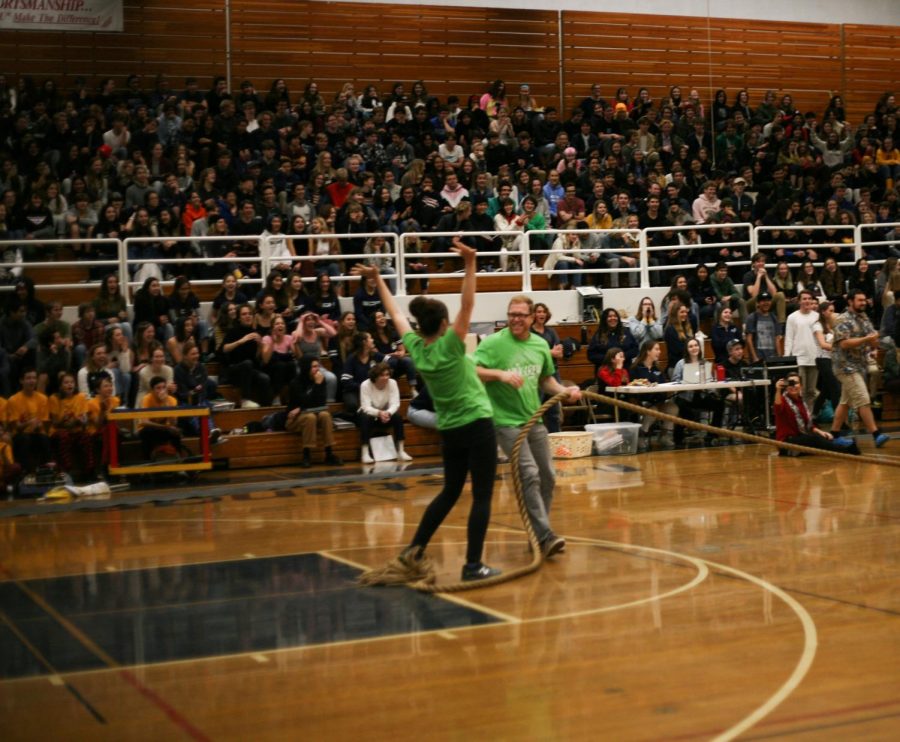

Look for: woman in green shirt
[355,237,501,582]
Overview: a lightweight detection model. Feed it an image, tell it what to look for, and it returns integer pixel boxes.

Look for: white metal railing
[1,223,897,302]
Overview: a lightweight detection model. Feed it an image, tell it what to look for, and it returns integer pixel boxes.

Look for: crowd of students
[1,74,899,291]
[2,73,900,487]
[588,251,900,450]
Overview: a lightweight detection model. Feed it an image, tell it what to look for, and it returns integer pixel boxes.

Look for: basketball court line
[0,609,107,724]
[321,548,522,624]
[0,563,211,741]
[1,523,816,741]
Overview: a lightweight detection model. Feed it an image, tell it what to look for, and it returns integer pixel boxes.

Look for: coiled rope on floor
[358,389,898,593]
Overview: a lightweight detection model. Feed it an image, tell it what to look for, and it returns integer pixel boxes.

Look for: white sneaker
[241,399,259,409]
[361,449,374,464]
[397,450,413,462]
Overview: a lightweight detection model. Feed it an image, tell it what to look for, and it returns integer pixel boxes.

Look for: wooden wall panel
[842,24,900,121]
[0,2,897,125]
[562,11,844,118]
[0,1,226,92]
[230,1,561,110]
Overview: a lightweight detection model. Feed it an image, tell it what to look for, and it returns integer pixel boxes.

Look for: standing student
[474,295,582,558]
[829,289,891,447]
[354,237,502,581]
[784,290,820,408]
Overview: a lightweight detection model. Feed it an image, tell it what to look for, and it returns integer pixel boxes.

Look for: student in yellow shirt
[86,376,121,480]
[0,395,22,491]
[138,375,182,460]
[6,368,51,474]
[48,372,91,480]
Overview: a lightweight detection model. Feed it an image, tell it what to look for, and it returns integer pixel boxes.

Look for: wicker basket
[548,431,594,459]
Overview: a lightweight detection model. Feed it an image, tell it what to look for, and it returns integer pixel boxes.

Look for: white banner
[0,0,123,32]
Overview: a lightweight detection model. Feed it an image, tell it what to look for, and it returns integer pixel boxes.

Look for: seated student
[406,381,436,429]
[137,344,176,399]
[664,301,695,372]
[625,297,664,345]
[587,308,639,371]
[71,302,106,370]
[744,291,783,362]
[36,327,71,396]
[285,356,342,468]
[598,346,629,387]
[292,311,338,401]
[173,340,221,441]
[6,368,52,474]
[630,341,678,450]
[774,374,859,455]
[138,375,182,461]
[48,372,92,481]
[358,361,411,464]
[0,394,22,489]
[353,274,384,331]
[340,331,383,413]
[86,376,121,480]
[710,305,743,364]
[371,310,417,395]
[671,337,725,445]
[221,303,272,407]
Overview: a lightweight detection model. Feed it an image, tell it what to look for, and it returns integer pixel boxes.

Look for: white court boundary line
[2,515,817,741]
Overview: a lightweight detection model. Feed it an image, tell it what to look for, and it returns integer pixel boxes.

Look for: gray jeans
[496,423,556,544]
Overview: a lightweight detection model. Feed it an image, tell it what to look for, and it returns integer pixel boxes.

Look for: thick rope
[361,387,897,593]
[582,389,900,467]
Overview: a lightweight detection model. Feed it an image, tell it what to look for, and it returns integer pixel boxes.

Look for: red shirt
[773,396,812,442]
[599,367,630,387]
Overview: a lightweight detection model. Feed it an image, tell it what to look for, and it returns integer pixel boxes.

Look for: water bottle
[580,325,588,344]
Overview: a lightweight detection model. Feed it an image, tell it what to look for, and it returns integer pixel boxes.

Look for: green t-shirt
[403,330,493,431]
[473,327,555,427]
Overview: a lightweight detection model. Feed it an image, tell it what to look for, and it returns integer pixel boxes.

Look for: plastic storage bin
[584,422,641,455]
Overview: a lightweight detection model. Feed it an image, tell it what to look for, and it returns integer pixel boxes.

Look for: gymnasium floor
[1,440,899,740]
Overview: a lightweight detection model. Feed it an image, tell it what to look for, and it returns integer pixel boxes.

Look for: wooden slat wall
[0,1,226,90]
[230,1,560,109]
[562,11,844,117]
[842,24,900,120]
[0,2,897,123]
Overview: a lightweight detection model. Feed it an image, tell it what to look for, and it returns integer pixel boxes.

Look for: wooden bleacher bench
[116,421,442,468]
[427,273,549,294]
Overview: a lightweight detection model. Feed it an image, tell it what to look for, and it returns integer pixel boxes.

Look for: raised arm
[451,237,477,342]
[351,263,413,338]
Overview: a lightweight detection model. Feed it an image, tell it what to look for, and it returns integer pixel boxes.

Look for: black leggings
[781,432,860,456]
[411,417,497,564]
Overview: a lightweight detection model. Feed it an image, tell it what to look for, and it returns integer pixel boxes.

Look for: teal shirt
[403,330,493,430]
[473,327,555,427]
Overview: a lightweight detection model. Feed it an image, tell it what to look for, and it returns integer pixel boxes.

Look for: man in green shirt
[474,295,581,557]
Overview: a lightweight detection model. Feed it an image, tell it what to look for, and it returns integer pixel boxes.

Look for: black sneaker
[209,427,222,445]
[324,453,343,466]
[461,563,502,581]
[541,535,566,558]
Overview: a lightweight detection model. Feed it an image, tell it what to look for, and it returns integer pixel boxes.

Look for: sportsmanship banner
[0,0,123,32]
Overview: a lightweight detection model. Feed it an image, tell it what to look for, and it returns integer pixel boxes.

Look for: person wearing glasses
[473,295,582,558]
[774,374,859,456]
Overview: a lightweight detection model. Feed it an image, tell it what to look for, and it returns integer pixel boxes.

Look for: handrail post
[522,233,532,292]
[639,229,650,289]
[394,233,407,297]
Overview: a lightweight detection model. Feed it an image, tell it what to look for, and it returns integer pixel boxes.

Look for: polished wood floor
[1,442,899,741]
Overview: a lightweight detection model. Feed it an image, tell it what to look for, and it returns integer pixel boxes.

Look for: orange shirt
[138,393,178,429]
[48,393,89,433]
[5,391,49,433]
[86,395,122,433]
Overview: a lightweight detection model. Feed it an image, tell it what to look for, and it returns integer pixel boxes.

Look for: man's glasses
[507,312,532,320]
